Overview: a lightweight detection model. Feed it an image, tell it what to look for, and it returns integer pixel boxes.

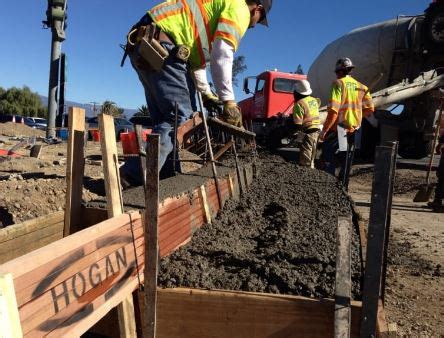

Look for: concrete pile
[159,153,363,299]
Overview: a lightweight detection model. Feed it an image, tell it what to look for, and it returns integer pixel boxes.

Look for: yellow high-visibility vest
[293,96,321,130]
[148,0,250,69]
[328,75,374,131]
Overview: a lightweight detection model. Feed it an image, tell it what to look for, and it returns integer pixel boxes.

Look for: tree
[232,55,247,86]
[0,86,47,117]
[100,100,120,116]
[295,64,305,75]
[134,104,150,117]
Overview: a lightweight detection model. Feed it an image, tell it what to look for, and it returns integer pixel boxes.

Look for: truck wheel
[398,132,432,159]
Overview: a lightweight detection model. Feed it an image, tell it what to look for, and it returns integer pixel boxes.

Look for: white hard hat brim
[296,88,312,95]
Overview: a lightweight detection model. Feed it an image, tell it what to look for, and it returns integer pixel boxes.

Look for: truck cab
[238,71,306,144]
[239,71,306,120]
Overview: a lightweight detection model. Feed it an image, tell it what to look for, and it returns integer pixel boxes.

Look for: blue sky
[0,0,430,110]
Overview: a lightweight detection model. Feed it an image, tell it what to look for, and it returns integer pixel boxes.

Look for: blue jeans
[130,42,196,177]
[321,132,339,176]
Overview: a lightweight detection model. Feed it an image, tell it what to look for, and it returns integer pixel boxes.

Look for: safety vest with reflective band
[293,96,321,130]
[327,75,374,132]
[148,0,250,70]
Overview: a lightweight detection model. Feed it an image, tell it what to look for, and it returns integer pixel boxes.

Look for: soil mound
[159,154,363,299]
[0,122,45,138]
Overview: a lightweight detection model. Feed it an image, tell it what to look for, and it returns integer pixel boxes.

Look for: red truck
[238,70,306,147]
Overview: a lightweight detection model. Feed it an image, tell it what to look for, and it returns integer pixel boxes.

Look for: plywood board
[0,212,143,337]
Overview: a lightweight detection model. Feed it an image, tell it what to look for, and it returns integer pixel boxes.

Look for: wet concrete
[87,160,235,210]
[159,153,363,299]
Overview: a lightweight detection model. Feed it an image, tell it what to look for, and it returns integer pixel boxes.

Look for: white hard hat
[293,79,312,96]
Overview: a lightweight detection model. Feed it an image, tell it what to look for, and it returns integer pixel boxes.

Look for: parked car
[0,115,24,124]
[24,117,47,130]
[87,116,134,140]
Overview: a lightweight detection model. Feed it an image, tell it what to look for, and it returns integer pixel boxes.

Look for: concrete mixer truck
[309,0,444,159]
[240,1,444,158]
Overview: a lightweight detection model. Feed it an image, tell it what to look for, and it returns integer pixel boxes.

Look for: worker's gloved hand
[222,101,243,128]
[202,92,221,112]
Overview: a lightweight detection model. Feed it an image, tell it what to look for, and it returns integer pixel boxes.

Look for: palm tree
[134,104,150,117]
[101,100,118,116]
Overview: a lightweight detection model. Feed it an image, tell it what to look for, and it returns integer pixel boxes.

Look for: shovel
[413,96,443,202]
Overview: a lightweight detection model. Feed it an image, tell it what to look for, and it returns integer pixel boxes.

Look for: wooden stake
[198,185,212,224]
[29,144,43,158]
[144,134,160,338]
[64,107,86,236]
[335,216,352,338]
[134,124,147,190]
[360,144,396,337]
[0,273,23,338]
[99,113,137,338]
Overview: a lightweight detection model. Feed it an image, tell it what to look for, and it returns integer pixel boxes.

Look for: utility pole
[44,0,67,138]
[89,102,101,117]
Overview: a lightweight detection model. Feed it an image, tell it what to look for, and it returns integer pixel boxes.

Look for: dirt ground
[349,163,443,337]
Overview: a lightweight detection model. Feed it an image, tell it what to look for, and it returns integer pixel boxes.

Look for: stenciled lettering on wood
[49,247,129,314]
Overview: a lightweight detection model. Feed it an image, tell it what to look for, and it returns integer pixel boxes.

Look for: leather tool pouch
[127,24,169,72]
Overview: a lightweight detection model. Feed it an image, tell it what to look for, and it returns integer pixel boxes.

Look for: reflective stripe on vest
[183,0,211,63]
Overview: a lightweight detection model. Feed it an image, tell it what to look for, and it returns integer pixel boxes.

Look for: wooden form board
[360,144,397,337]
[0,212,64,264]
[64,107,86,236]
[156,288,363,338]
[0,212,144,337]
[143,134,160,337]
[335,217,352,338]
[98,113,137,338]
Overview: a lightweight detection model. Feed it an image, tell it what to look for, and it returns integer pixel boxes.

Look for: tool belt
[122,23,191,71]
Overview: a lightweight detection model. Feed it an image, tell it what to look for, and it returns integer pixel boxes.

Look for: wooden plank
[335,216,352,338]
[207,117,256,141]
[0,222,62,254]
[144,134,159,338]
[156,288,362,338]
[98,113,137,338]
[0,231,63,265]
[134,124,147,189]
[360,145,396,337]
[64,107,86,236]
[381,142,398,302]
[0,273,23,338]
[0,211,64,243]
[0,212,140,277]
[198,185,211,224]
[0,212,142,337]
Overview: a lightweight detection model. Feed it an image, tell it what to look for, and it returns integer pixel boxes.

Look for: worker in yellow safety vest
[319,57,375,189]
[124,0,272,179]
[293,80,321,168]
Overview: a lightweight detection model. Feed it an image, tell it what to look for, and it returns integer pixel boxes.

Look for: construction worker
[319,58,375,188]
[293,80,321,168]
[126,0,272,178]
